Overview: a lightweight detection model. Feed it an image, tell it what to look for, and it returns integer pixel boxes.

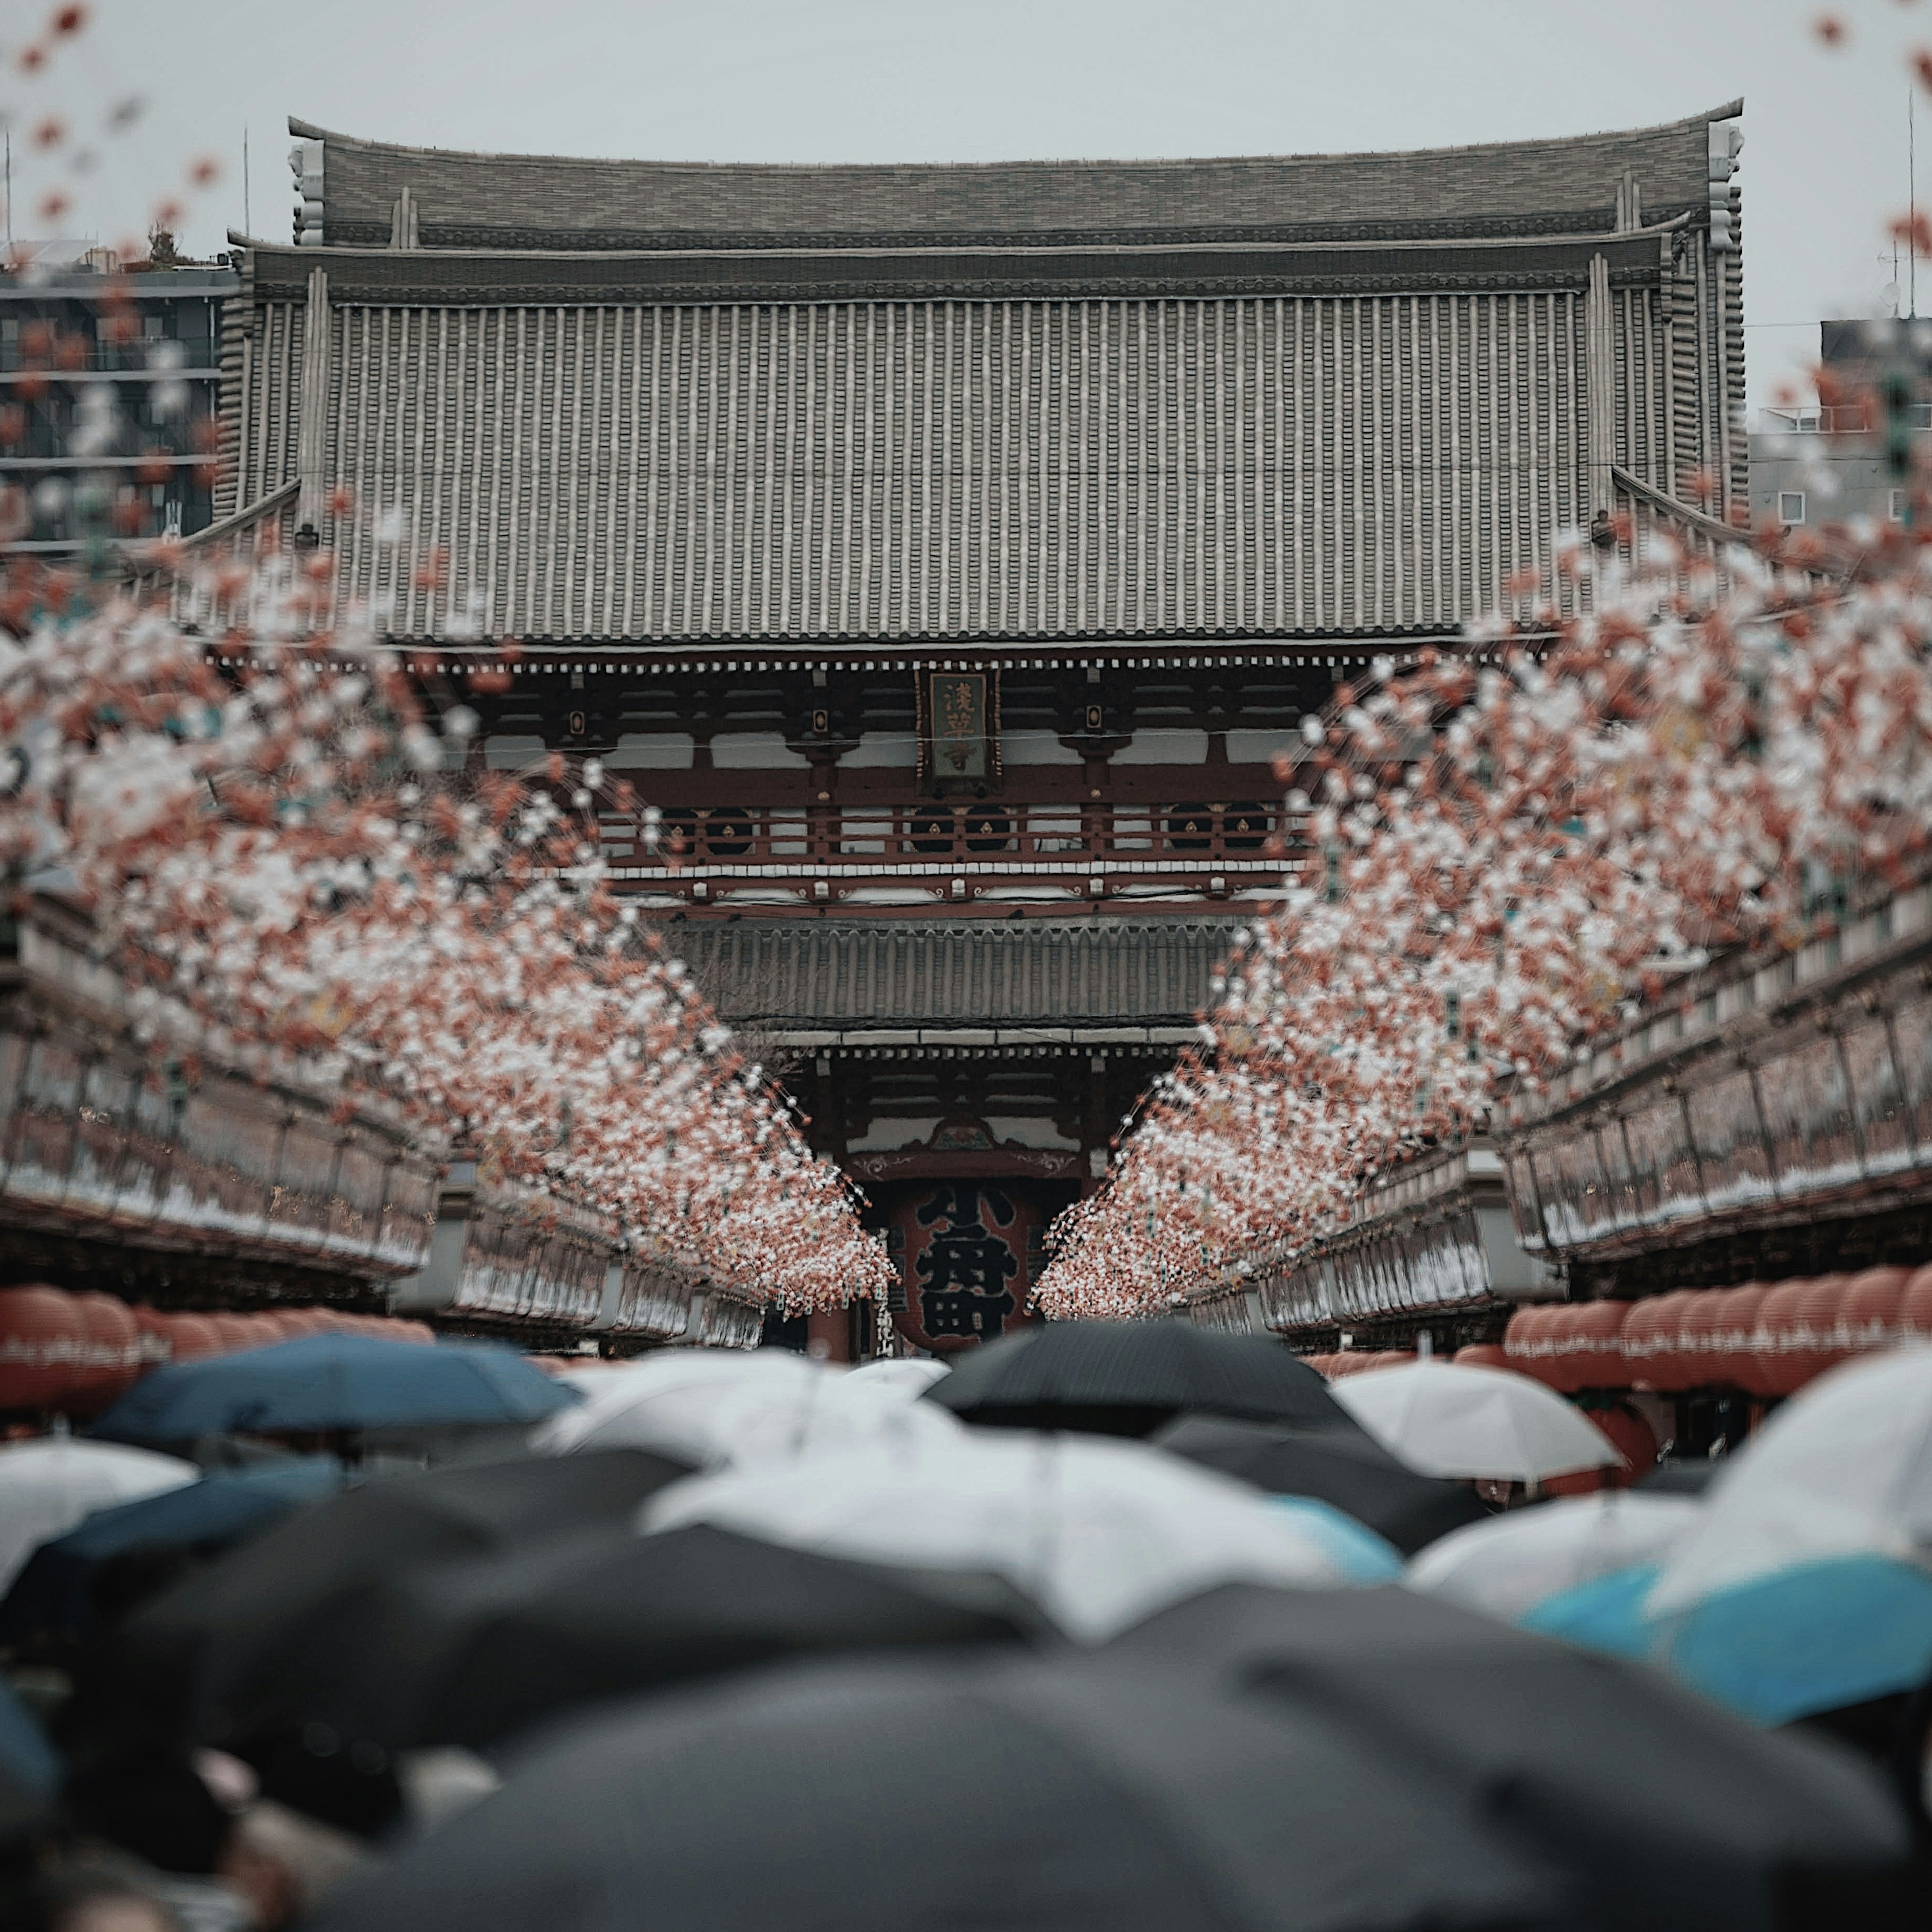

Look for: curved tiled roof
[288,103,1740,253]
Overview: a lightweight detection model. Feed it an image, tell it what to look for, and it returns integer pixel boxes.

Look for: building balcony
[603,799,1300,908]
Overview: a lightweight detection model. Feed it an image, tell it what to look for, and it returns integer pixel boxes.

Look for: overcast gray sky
[0,0,1914,412]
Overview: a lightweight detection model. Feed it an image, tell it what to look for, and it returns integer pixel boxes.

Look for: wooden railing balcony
[602,800,1302,906]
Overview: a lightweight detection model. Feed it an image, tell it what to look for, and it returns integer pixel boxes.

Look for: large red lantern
[891,1184,1042,1356]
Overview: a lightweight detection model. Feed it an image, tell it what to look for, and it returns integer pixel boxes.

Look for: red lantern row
[1502,1265,1932,1399]
[0,1282,435,1416]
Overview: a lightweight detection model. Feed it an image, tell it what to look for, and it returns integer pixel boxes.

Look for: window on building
[1891,488,1909,523]
[1777,491,1806,526]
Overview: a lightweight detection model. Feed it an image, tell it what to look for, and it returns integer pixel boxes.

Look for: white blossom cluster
[1039,523,1932,1319]
[0,547,891,1314]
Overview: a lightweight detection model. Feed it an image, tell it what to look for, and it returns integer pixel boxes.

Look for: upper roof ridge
[285,102,1742,177]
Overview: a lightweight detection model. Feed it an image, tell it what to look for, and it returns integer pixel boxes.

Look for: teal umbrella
[92,1336,576,1445]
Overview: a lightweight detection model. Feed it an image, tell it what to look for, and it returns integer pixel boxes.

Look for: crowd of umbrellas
[0,1321,1928,1930]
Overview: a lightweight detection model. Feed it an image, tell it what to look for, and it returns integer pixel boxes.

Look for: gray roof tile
[661,918,1240,1026]
[289,105,1739,253]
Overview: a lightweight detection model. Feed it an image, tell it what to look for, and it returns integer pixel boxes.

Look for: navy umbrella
[0,1457,344,1647]
[91,1335,576,1444]
[927,1320,1361,1439]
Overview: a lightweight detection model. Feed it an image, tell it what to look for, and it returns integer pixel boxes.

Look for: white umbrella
[533,1349,959,1469]
[531,1351,800,1456]
[0,1432,197,1592]
[1330,1361,1621,1483]
[1649,1345,1932,1616]
[842,1357,950,1397]
[1406,1492,1704,1621]
[643,1429,1373,1640]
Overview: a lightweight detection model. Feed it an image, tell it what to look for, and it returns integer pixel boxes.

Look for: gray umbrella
[306,1646,1557,1932]
[1111,1582,1917,1931]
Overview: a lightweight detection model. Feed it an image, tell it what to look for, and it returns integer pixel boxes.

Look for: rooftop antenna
[5,129,12,254]
[244,125,251,237]
[1914,88,1920,319]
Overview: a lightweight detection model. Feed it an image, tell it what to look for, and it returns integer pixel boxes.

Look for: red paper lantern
[1504,1304,1562,1386]
[1899,1265,1932,1343]
[166,1313,224,1362]
[1701,1283,1762,1391]
[1676,1290,1729,1392]
[1840,1266,1910,1355]
[1623,1293,1687,1392]
[1792,1274,1851,1387]
[130,1305,174,1370]
[1750,1280,1813,1397]
[1500,1305,1537,1377]
[1536,1307,1577,1393]
[1570,1301,1632,1391]
[1454,1343,1510,1371]
[67,1292,141,1415]
[0,1284,83,1412]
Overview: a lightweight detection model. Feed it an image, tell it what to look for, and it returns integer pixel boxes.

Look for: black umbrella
[927,1320,1361,1438]
[305,1647,1560,1932]
[1153,1413,1488,1556]
[1110,1582,1917,1931]
[108,1448,693,1748]
[260,1522,1051,1753]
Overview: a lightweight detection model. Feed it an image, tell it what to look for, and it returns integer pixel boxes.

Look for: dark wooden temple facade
[203,103,1747,1348]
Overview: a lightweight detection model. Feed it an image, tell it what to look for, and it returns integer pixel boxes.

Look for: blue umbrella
[1526,1555,1932,1727]
[91,1335,578,1444]
[1261,1496,1405,1584]
[0,1457,345,1646]
[1520,1561,1663,1660]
